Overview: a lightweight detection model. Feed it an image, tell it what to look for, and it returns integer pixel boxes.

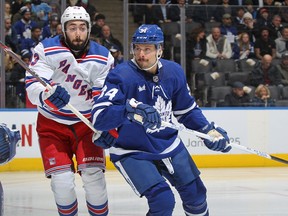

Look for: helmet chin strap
[132,49,162,72]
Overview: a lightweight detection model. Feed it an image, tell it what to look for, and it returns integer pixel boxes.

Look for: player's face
[134,44,158,72]
[65,20,88,50]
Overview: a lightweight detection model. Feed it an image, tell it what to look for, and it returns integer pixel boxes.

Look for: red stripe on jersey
[92,90,101,97]
[87,203,108,215]
[58,201,78,215]
[86,55,108,61]
[45,47,69,52]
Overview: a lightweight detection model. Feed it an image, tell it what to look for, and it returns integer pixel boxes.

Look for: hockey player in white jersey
[25,6,115,216]
[91,24,232,216]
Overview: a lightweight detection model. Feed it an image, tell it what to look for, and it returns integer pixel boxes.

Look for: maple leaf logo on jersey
[138,84,146,92]
[147,96,172,133]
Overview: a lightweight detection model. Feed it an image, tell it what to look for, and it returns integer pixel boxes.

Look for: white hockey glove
[0,124,21,164]
[198,122,231,153]
[40,85,70,110]
[126,98,161,130]
[92,129,118,149]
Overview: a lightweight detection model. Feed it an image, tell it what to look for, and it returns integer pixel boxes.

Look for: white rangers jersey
[25,35,114,125]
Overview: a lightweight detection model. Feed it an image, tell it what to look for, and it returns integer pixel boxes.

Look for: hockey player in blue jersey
[91,24,232,216]
[0,124,21,216]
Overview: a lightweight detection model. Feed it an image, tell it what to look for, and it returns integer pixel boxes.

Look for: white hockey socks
[81,167,108,216]
[51,171,78,216]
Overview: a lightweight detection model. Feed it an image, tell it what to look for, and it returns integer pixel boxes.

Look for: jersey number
[99,85,118,100]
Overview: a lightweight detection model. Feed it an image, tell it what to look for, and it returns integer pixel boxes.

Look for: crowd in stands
[129,0,288,107]
[4,0,288,108]
[4,0,124,108]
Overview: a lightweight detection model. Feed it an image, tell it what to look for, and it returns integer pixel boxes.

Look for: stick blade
[270,155,288,165]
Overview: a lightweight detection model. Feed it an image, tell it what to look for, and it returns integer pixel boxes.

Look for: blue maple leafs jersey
[92,59,209,162]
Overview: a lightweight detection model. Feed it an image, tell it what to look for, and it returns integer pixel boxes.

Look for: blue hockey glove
[198,122,231,153]
[40,85,70,110]
[126,98,161,130]
[0,124,21,164]
[93,129,118,149]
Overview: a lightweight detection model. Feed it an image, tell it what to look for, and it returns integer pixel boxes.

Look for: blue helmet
[132,24,164,45]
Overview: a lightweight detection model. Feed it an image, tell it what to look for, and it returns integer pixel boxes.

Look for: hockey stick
[0,41,99,133]
[132,109,288,165]
[162,121,288,165]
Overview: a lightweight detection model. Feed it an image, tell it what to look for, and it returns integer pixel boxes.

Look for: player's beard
[66,36,86,51]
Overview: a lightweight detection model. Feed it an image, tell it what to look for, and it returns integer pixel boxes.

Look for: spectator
[49,0,61,17]
[167,0,194,23]
[12,0,38,24]
[206,26,232,60]
[42,13,60,39]
[55,23,62,35]
[109,45,124,67]
[151,0,172,25]
[224,81,251,106]
[232,7,246,28]
[250,54,282,87]
[5,1,12,19]
[31,0,52,27]
[267,14,283,41]
[11,0,25,17]
[275,26,288,59]
[10,52,31,83]
[254,27,276,60]
[20,26,42,57]
[243,0,257,20]
[100,24,123,54]
[76,0,97,22]
[250,84,276,107]
[91,13,105,39]
[9,53,31,107]
[5,17,18,53]
[13,6,38,47]
[233,32,255,59]
[279,0,288,24]
[131,0,154,25]
[255,7,271,30]
[220,13,238,45]
[262,0,279,17]
[214,0,233,22]
[186,26,207,86]
[193,0,215,25]
[276,52,288,86]
[237,12,257,44]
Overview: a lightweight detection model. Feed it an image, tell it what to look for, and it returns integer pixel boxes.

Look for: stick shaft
[0,41,97,133]
[162,121,288,165]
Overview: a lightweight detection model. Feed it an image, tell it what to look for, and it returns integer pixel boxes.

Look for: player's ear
[157,45,163,58]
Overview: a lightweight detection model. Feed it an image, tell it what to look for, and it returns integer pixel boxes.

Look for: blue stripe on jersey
[81,59,107,65]
[45,49,70,56]
[39,107,91,121]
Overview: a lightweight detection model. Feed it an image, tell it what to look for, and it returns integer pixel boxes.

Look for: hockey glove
[93,129,119,149]
[126,98,161,130]
[0,124,21,164]
[198,122,231,153]
[41,85,70,110]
